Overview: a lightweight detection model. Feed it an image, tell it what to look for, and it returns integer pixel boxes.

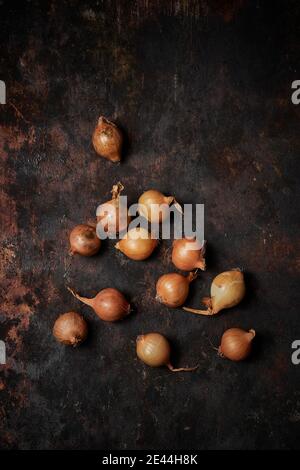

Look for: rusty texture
[0,0,300,450]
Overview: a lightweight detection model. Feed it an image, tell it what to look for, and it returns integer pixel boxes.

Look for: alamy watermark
[291,340,300,365]
[0,80,6,104]
[291,80,300,105]
[96,198,205,248]
[0,340,6,365]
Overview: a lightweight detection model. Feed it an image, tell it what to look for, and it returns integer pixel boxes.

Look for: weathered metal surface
[0,0,299,450]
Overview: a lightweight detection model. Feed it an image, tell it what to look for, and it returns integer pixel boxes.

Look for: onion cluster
[52,113,258,372]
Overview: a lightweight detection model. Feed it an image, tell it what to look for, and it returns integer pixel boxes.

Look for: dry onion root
[136,333,198,372]
[115,227,158,260]
[183,269,245,316]
[96,182,130,236]
[218,328,256,361]
[92,116,123,162]
[172,238,206,271]
[156,271,197,308]
[69,224,101,256]
[53,312,88,346]
[138,189,182,223]
[68,287,130,322]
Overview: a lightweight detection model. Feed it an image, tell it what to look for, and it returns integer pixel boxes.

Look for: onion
[219,328,256,361]
[69,224,101,256]
[136,333,198,372]
[68,287,130,322]
[115,227,158,260]
[138,189,182,223]
[92,116,123,162]
[172,238,206,271]
[53,312,88,346]
[96,182,130,236]
[183,269,245,315]
[156,272,197,308]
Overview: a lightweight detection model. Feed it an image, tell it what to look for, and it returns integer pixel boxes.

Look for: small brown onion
[138,189,182,223]
[136,333,198,372]
[68,287,130,322]
[172,238,206,271]
[219,328,256,361]
[69,224,101,256]
[156,272,197,308]
[53,312,88,346]
[96,182,130,236]
[183,269,245,316]
[92,116,123,162]
[115,227,158,260]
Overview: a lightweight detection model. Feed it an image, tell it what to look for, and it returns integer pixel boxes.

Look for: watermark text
[0,80,6,104]
[291,340,300,365]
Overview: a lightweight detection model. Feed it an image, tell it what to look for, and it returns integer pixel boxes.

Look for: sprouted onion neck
[183,269,245,315]
[136,333,198,372]
[68,287,130,322]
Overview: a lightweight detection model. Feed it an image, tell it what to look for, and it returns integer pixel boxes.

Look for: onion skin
[92,116,123,162]
[137,333,171,367]
[172,238,206,271]
[183,269,245,316]
[136,333,198,372]
[156,272,196,308]
[219,328,256,361]
[68,287,130,322]
[96,182,130,236]
[138,189,181,223]
[69,224,101,256]
[53,312,88,346]
[115,227,158,260]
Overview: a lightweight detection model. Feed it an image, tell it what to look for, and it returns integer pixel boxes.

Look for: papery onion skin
[115,227,158,260]
[156,272,196,308]
[96,182,130,236]
[136,333,198,372]
[219,328,256,361]
[136,333,171,367]
[68,287,130,322]
[92,116,123,162]
[172,238,206,271]
[183,269,245,316]
[53,312,88,346]
[138,189,180,223]
[69,224,101,256]
[211,270,245,313]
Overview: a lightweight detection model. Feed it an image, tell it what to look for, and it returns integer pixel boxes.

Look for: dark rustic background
[0,0,299,450]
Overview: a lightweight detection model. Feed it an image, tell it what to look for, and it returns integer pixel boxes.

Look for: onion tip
[167,363,199,373]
